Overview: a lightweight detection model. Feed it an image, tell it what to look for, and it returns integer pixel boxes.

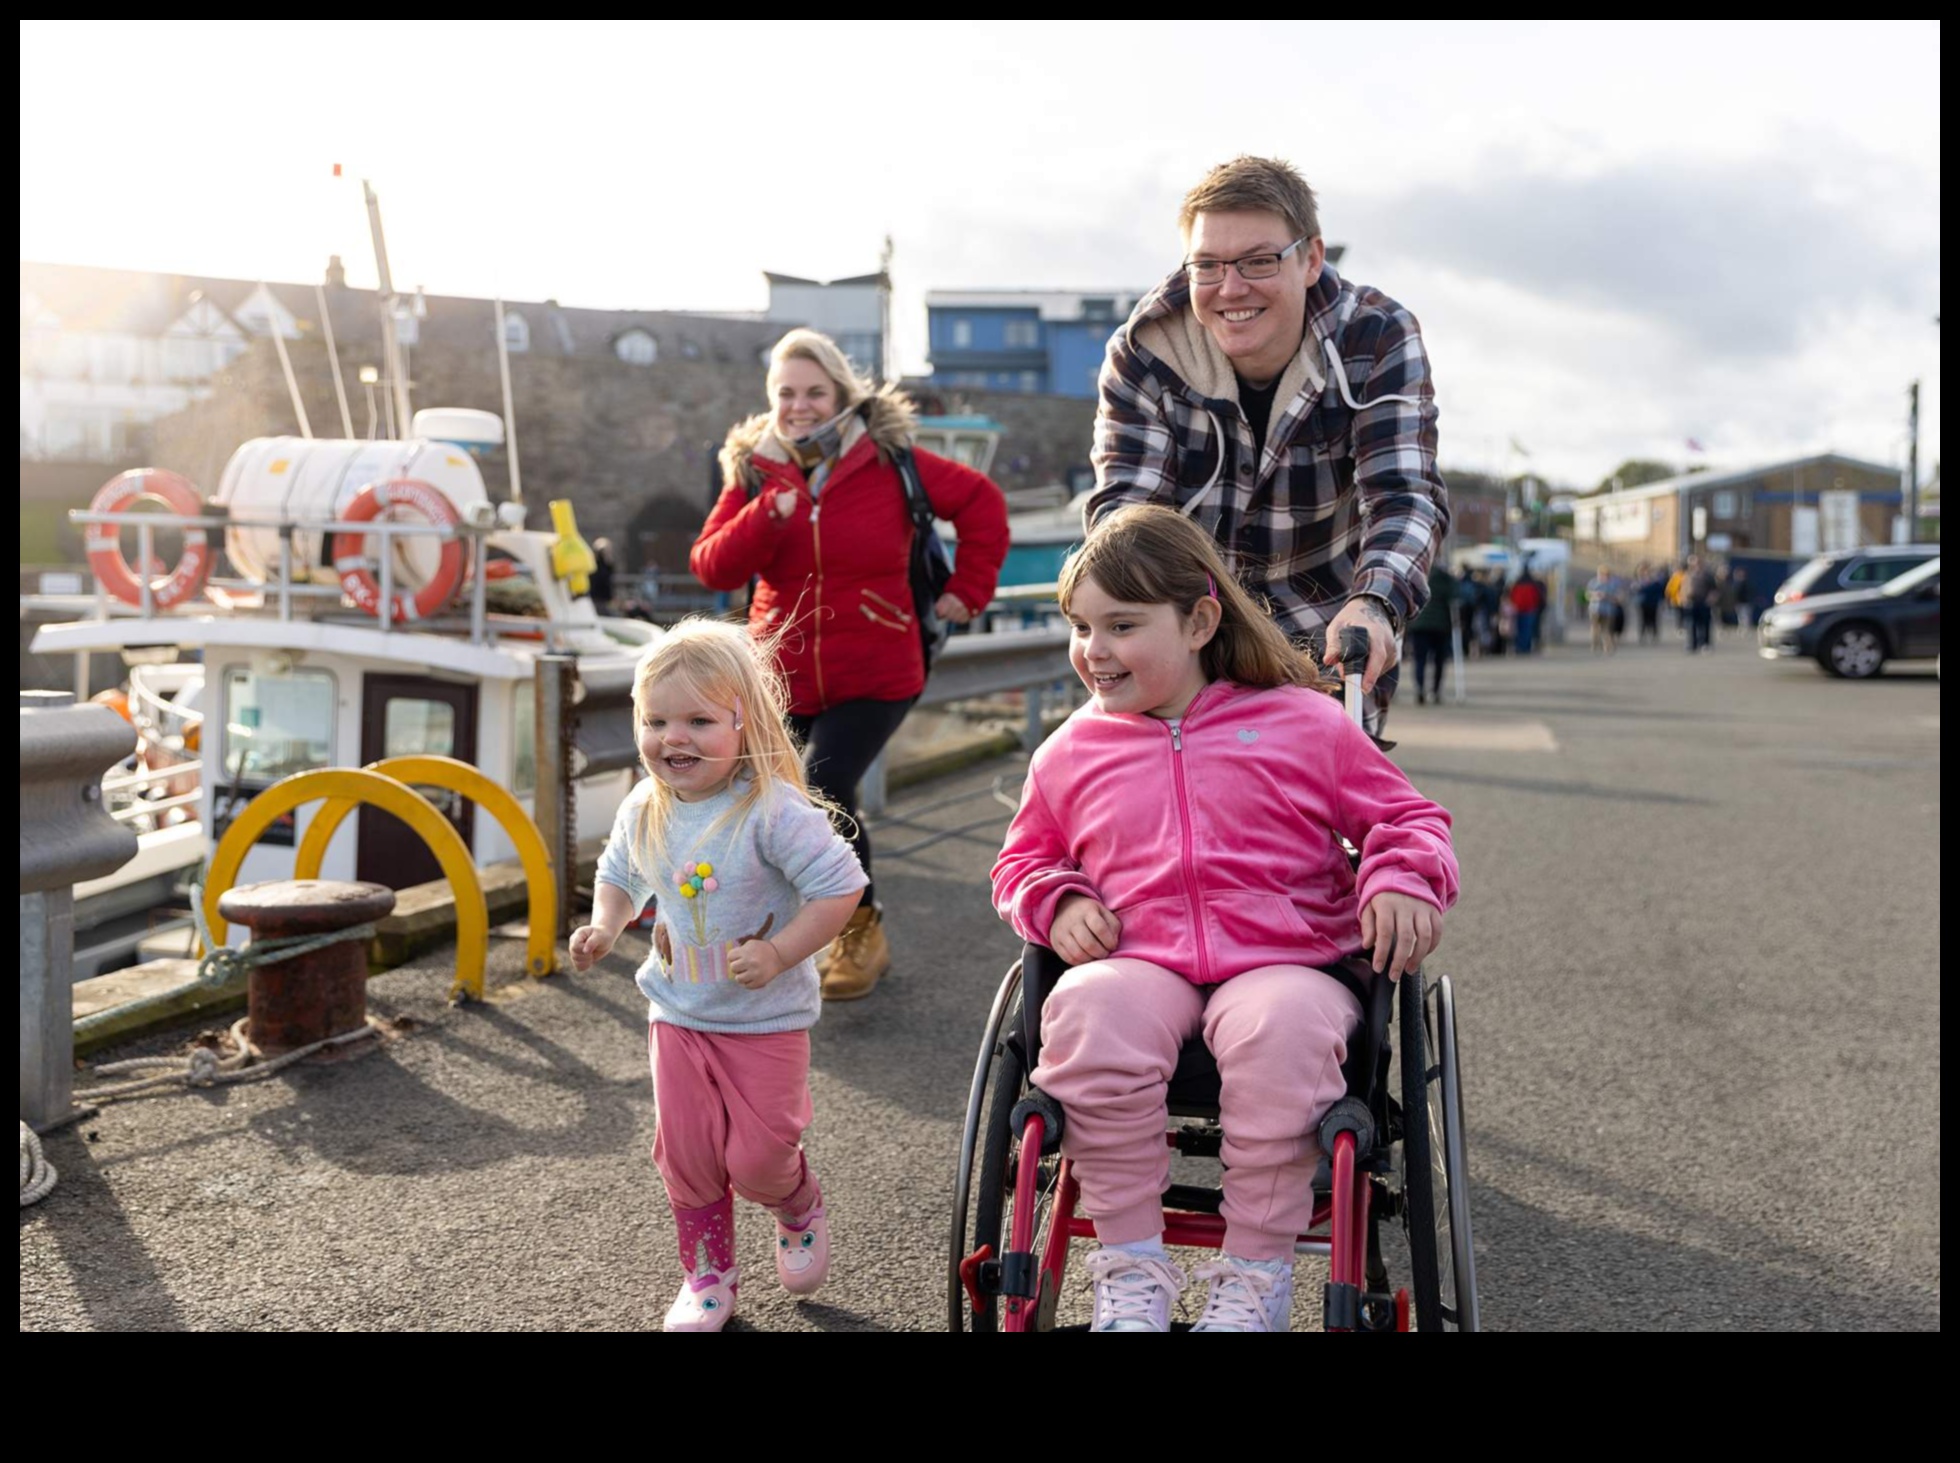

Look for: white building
[762,271,889,382]
[19,265,293,461]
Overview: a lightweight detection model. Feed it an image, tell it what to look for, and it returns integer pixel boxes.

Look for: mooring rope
[20,1122,57,1208]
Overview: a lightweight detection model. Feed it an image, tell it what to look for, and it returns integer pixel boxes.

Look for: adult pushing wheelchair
[948,630,1480,1332]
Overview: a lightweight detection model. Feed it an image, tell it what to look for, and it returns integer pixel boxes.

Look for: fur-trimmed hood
[718,386,919,491]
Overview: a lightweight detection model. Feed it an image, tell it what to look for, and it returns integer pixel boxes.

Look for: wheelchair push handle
[1339,625,1372,729]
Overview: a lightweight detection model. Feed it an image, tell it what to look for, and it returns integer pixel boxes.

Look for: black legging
[787,697,915,906]
[1408,628,1450,697]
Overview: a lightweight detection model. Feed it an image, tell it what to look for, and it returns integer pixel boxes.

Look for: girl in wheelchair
[990,505,1459,1331]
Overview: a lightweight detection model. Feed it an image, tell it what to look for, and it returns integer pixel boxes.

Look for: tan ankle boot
[820,905,890,1001]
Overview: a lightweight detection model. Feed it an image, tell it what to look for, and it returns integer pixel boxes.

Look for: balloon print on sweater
[660,860,775,985]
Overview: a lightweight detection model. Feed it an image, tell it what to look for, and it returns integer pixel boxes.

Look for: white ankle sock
[1106,1235,1167,1259]
[1227,1255,1292,1275]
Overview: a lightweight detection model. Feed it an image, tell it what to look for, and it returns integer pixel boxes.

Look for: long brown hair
[1059,505,1335,693]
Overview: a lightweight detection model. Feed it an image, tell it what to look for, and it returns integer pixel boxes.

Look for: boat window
[223,668,335,781]
[513,695,536,797]
[383,697,458,759]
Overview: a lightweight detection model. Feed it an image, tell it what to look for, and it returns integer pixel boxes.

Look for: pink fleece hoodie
[992,679,1458,984]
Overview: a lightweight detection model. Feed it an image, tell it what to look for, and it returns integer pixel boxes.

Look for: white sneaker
[1190,1257,1294,1332]
[1085,1247,1185,1332]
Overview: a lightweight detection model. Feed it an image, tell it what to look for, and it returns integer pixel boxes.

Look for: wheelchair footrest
[1161,1182,1223,1215]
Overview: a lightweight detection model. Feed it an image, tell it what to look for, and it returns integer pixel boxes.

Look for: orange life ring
[84,469,211,609]
[330,478,468,623]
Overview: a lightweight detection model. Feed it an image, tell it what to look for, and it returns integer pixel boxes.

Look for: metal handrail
[103,760,198,795]
[64,504,502,645]
[110,790,201,823]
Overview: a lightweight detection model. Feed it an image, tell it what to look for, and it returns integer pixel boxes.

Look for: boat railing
[63,507,542,648]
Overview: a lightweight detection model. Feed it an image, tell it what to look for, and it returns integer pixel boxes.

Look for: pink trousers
[1031,959,1363,1262]
[649,1022,820,1219]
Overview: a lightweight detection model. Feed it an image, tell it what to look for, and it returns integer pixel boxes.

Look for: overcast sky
[18,20,1942,492]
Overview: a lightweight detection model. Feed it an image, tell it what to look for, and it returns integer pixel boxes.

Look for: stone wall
[140,351,1107,577]
[149,338,770,575]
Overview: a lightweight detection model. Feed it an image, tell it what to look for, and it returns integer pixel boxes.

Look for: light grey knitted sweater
[595,777,866,1034]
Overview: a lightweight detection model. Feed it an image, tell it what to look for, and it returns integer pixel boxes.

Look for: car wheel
[1820,623,1886,679]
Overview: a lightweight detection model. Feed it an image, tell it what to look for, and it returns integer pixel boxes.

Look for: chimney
[325,254,347,289]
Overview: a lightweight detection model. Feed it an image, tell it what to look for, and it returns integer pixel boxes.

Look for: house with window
[20,257,785,464]
[925,291,1146,399]
[761,271,888,381]
[1570,453,1906,571]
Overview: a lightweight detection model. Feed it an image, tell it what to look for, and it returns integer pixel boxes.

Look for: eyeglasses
[1183,237,1311,286]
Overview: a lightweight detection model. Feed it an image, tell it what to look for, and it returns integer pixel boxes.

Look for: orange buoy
[329,478,468,623]
[84,469,211,609]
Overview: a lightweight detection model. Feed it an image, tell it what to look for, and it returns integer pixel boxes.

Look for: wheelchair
[948,632,1480,1332]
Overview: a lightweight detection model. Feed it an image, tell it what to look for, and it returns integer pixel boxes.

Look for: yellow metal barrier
[202,768,490,1002]
[296,754,557,979]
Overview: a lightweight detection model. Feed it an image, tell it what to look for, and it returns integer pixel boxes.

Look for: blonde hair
[629,617,841,871]
[766,328,875,413]
[1178,155,1321,245]
[1060,505,1336,693]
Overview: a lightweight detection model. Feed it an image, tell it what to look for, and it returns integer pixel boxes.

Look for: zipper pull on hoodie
[1169,719,1183,752]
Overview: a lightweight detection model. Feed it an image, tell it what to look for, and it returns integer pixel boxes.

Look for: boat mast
[363,179,413,436]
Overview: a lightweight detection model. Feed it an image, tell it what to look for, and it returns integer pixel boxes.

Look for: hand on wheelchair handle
[1321,599,1398,692]
[1051,893,1123,966]
[1359,892,1444,983]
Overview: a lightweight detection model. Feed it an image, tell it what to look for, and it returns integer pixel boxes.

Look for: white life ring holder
[84,469,212,609]
[331,478,467,623]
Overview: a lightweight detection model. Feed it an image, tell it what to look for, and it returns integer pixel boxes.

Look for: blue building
[925,290,1145,399]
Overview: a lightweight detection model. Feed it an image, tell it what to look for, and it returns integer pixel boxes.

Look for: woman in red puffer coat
[691,328,1009,1000]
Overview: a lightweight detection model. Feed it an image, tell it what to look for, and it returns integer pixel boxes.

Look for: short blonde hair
[1178,155,1320,244]
[629,617,840,868]
[766,328,874,412]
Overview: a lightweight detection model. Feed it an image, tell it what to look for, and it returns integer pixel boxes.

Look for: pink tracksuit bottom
[1031,959,1364,1262]
[649,1022,822,1221]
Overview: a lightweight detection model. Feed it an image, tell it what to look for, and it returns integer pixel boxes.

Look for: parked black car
[1757,557,1940,678]
[1771,543,1941,605]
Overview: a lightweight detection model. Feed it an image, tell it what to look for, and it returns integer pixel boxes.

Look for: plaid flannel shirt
[1087,264,1450,643]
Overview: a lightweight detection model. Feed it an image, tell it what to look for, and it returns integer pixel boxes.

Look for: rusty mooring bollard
[216,880,396,1057]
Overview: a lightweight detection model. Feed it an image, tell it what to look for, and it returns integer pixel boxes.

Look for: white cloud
[18,19,1942,491]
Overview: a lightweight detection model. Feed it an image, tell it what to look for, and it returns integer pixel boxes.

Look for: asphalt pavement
[20,631,1942,1331]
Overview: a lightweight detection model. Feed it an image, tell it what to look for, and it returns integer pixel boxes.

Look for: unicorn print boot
[772,1188,831,1297]
[665,1192,739,1332]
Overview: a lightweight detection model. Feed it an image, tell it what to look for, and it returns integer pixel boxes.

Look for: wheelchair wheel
[1397,971,1481,1331]
[949,961,1066,1331]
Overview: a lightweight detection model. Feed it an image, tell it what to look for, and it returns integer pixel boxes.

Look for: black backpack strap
[893,445,933,532]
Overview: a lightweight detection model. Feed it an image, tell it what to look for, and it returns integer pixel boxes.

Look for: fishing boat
[913,413,1083,590]
[27,411,649,979]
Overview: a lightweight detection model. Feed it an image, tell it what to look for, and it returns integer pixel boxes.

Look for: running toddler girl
[571,618,867,1332]
[991,505,1459,1332]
